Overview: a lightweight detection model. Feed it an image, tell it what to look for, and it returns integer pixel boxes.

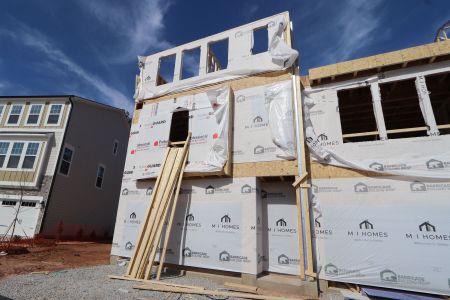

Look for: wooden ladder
[125,133,191,280]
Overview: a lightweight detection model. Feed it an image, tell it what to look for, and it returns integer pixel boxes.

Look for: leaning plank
[144,147,187,279]
[137,149,180,278]
[131,149,178,278]
[126,147,171,276]
[156,137,191,280]
[134,282,305,300]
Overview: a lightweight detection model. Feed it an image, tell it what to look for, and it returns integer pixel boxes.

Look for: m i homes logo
[314,216,333,237]
[244,115,268,130]
[218,250,250,263]
[212,214,240,231]
[204,185,231,194]
[380,269,429,286]
[426,158,450,169]
[253,145,277,155]
[307,133,339,148]
[347,220,388,239]
[354,182,395,193]
[277,254,300,266]
[266,217,296,234]
[323,263,362,277]
[410,180,450,192]
[182,247,209,259]
[124,212,141,225]
[177,213,201,229]
[405,221,449,242]
[369,161,411,171]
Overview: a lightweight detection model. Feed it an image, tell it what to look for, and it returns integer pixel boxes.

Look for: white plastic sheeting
[111,178,299,275]
[312,176,450,296]
[233,80,296,163]
[134,15,298,101]
[303,87,450,179]
[132,87,230,179]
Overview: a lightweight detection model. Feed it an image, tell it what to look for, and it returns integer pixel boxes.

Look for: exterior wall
[0,97,72,236]
[41,98,129,239]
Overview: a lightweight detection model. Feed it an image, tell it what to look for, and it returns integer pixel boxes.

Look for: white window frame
[112,139,119,156]
[45,103,65,126]
[0,141,42,171]
[0,141,10,169]
[95,164,106,189]
[5,103,25,126]
[25,103,44,126]
[58,144,75,177]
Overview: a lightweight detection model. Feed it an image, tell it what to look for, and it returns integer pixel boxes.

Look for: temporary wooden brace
[125,134,191,279]
[133,282,306,300]
[293,67,316,279]
[133,149,179,278]
[126,147,171,276]
[156,146,190,280]
[143,146,189,279]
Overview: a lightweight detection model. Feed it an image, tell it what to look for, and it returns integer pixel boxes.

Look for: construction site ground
[0,241,111,279]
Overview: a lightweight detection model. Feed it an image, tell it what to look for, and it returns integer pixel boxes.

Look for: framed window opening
[6,104,24,126]
[380,78,428,139]
[337,86,380,143]
[207,39,229,73]
[95,164,105,189]
[252,25,269,55]
[180,47,201,79]
[157,54,176,86]
[45,103,64,126]
[425,71,450,135]
[26,103,44,126]
[59,145,74,176]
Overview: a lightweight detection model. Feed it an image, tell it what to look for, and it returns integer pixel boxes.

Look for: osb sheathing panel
[309,40,450,81]
[310,161,383,179]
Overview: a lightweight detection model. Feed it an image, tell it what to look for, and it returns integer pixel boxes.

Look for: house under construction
[111,12,450,298]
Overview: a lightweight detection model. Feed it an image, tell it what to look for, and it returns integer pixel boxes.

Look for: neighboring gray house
[0,96,130,239]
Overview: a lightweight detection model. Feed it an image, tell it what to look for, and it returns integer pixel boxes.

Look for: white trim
[58,144,75,177]
[415,75,439,136]
[44,103,65,126]
[25,102,45,126]
[95,163,105,189]
[5,103,25,126]
[0,194,43,201]
[370,82,387,140]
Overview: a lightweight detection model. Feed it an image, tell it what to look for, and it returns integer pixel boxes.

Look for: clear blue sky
[0,0,448,112]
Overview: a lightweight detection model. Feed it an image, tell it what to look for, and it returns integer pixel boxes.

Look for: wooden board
[309,161,384,179]
[308,40,450,84]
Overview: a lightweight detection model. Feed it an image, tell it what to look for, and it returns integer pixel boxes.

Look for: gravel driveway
[0,264,237,300]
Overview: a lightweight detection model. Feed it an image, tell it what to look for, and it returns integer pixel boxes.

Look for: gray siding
[41,97,129,239]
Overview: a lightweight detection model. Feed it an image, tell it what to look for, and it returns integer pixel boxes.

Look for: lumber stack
[125,134,191,280]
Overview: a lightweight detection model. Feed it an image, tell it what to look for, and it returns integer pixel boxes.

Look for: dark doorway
[169,108,189,142]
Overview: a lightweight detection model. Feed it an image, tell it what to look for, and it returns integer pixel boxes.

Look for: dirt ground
[0,241,111,279]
